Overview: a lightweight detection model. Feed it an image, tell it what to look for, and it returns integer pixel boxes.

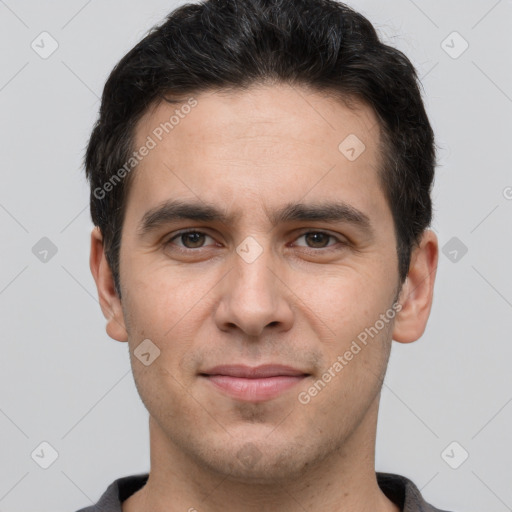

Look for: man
[79,0,452,510]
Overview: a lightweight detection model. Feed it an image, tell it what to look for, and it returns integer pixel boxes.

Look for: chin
[193,435,328,485]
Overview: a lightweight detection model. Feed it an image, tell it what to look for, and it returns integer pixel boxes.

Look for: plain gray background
[1,1,511,511]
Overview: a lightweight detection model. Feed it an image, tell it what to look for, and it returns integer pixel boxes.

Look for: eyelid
[165,229,217,248]
[291,229,348,249]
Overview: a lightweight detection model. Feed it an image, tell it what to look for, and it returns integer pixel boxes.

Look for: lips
[200,364,309,402]
[201,364,307,378]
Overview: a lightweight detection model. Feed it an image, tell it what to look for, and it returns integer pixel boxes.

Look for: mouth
[199,364,309,403]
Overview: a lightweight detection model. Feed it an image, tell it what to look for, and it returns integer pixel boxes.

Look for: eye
[293,231,344,249]
[165,230,216,250]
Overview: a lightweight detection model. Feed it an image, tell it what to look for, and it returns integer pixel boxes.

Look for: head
[88,0,438,484]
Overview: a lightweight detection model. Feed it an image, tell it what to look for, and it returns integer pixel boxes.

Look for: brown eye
[180,232,206,248]
[295,231,339,249]
[304,232,332,248]
[166,231,215,250]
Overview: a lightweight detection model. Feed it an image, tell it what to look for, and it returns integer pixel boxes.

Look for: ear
[89,227,128,342]
[392,229,438,343]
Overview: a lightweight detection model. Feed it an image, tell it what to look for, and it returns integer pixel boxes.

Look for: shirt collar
[86,471,447,512]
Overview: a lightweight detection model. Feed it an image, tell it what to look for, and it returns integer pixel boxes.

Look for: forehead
[126,83,387,227]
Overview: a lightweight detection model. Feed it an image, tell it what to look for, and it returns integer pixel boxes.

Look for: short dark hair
[85,0,436,298]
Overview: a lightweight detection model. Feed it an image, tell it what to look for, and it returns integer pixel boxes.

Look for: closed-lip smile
[200,364,309,402]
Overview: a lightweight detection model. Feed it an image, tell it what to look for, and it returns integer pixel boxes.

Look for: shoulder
[377,472,457,512]
[74,474,149,512]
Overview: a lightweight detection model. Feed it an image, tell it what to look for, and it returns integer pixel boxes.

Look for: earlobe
[89,227,128,342]
[392,229,438,344]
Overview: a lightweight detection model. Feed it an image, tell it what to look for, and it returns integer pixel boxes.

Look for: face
[103,84,407,482]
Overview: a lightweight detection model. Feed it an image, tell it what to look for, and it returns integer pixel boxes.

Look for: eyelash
[164,229,348,253]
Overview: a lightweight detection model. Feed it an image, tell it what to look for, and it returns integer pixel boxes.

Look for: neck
[123,395,399,512]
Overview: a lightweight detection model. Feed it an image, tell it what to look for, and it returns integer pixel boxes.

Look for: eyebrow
[137,199,374,238]
[137,200,233,238]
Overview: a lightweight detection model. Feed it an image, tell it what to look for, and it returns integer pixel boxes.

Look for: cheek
[289,264,392,341]
[124,277,203,419]
[132,361,206,431]
[123,262,209,337]
[122,266,216,385]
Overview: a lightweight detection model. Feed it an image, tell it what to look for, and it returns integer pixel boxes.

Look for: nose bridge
[231,238,278,310]
[215,236,293,336]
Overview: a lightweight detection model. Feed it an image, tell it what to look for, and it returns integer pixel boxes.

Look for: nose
[213,243,294,337]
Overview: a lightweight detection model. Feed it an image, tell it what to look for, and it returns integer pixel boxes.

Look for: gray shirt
[75,472,455,511]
